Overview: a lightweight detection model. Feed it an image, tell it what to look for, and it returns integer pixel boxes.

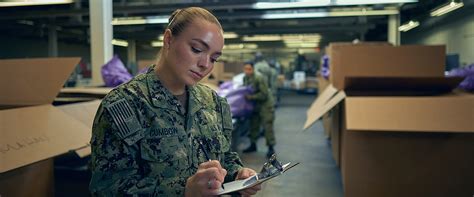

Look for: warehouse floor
[238,90,344,197]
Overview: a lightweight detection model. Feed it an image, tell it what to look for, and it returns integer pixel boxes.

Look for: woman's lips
[190,70,203,79]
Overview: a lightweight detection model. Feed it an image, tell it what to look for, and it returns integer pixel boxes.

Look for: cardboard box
[305,77,318,89]
[137,59,155,72]
[0,58,91,196]
[58,100,102,157]
[202,62,225,86]
[317,76,329,91]
[327,44,446,90]
[223,61,244,75]
[305,81,474,197]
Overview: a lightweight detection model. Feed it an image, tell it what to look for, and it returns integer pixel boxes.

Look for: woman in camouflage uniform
[90,7,261,197]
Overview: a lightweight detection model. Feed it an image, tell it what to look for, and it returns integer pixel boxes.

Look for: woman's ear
[163,29,173,49]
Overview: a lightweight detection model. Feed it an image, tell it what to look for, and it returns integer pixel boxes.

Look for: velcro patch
[106,99,142,140]
[219,97,233,130]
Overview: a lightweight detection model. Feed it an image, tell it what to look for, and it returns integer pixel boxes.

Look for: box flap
[0,104,90,173]
[304,84,346,130]
[57,100,102,127]
[59,87,113,97]
[344,76,464,95]
[58,100,102,157]
[329,44,445,90]
[0,58,81,106]
[345,94,474,133]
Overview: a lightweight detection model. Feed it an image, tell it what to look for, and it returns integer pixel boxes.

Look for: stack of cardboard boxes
[0,58,98,196]
[305,43,474,197]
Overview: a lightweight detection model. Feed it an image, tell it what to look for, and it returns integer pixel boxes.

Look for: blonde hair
[156,7,222,59]
[167,7,222,36]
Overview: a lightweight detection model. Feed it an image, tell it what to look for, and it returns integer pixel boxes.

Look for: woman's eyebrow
[192,38,210,50]
[192,38,222,56]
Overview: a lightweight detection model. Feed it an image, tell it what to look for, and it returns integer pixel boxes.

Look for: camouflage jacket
[89,67,243,196]
[243,73,274,109]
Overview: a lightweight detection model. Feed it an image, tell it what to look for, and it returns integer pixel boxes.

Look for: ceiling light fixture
[398,20,419,32]
[0,0,73,7]
[261,9,398,19]
[224,44,258,49]
[151,41,164,47]
[252,1,331,9]
[430,1,464,17]
[242,35,282,41]
[335,0,417,6]
[224,32,239,39]
[112,16,169,26]
[252,0,416,9]
[112,39,129,47]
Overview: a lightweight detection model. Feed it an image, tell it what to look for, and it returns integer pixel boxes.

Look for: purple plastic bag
[321,55,330,79]
[217,82,254,118]
[447,64,474,91]
[101,55,133,87]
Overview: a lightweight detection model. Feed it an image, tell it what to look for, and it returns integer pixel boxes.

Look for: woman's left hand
[235,168,262,196]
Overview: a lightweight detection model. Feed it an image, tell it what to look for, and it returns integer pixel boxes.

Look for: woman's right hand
[185,160,227,197]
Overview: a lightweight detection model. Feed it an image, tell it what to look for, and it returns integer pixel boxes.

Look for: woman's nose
[197,55,211,69]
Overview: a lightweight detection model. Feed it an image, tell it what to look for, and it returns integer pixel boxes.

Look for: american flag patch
[106,99,142,139]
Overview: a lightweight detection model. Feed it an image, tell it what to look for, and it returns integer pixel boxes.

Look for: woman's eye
[191,47,202,53]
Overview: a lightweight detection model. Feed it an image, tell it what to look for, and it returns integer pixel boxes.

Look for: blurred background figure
[242,61,276,158]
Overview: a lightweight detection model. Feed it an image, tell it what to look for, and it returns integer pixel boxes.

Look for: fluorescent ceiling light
[430,1,464,17]
[151,41,163,47]
[252,0,416,9]
[262,12,328,19]
[329,9,398,16]
[112,39,128,47]
[224,44,258,49]
[224,32,239,39]
[285,43,319,48]
[253,1,331,9]
[284,40,320,44]
[0,0,73,7]
[17,20,35,25]
[398,20,419,32]
[262,9,398,19]
[243,35,282,41]
[112,16,169,25]
[335,0,417,6]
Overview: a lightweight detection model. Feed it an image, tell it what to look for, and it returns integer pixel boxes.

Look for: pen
[198,139,225,190]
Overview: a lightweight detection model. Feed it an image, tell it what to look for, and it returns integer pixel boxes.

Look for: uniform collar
[146,66,206,115]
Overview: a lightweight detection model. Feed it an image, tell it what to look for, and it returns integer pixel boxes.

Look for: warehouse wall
[0,36,147,67]
[0,36,91,61]
[402,11,474,66]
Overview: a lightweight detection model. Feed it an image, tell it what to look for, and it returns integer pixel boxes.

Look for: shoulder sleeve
[216,95,243,182]
[89,94,155,195]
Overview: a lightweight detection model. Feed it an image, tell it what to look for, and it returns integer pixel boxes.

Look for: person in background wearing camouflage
[89,7,261,197]
[242,62,276,158]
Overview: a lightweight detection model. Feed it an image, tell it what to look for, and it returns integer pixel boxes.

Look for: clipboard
[217,162,300,195]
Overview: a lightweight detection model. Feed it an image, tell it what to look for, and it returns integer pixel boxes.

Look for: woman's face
[165,19,224,86]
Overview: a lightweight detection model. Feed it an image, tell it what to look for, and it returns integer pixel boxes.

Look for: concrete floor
[237,90,344,197]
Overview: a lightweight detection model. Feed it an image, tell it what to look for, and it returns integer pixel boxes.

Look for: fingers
[236,168,257,180]
[198,160,227,182]
[198,160,223,170]
[239,184,262,196]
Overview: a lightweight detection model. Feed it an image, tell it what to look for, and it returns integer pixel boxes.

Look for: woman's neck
[155,60,186,95]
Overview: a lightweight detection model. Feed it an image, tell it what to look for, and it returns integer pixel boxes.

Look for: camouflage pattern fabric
[243,73,276,146]
[89,66,243,196]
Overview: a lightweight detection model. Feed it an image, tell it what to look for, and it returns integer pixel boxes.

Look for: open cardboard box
[304,77,474,197]
[327,43,445,90]
[0,58,92,196]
